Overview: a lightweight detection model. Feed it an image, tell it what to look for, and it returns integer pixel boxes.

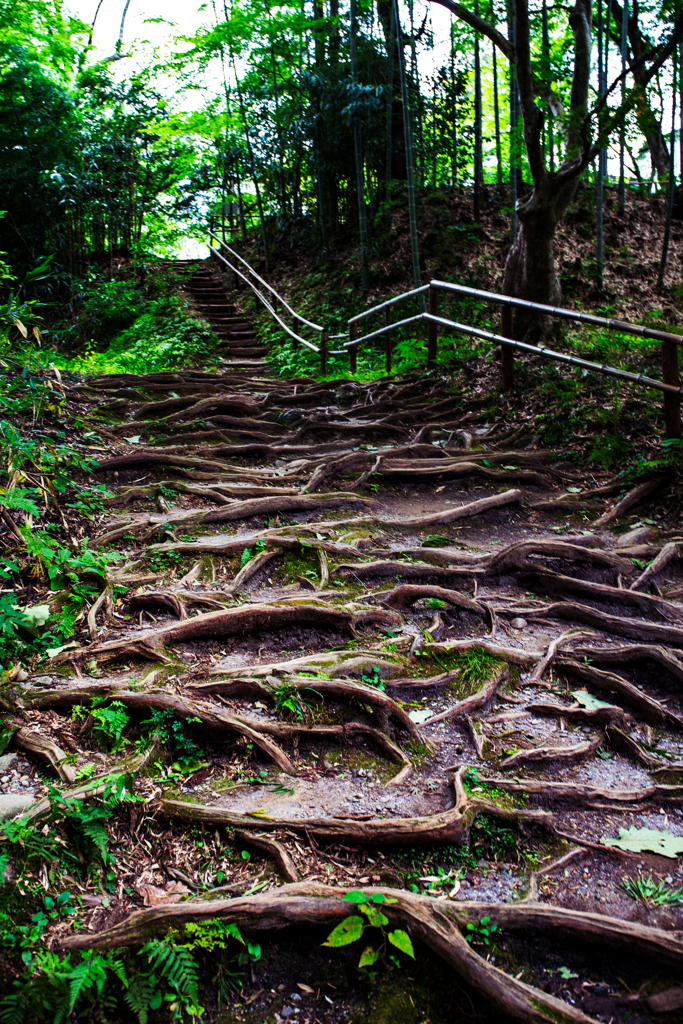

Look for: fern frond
[142,940,198,1001]
[0,488,40,516]
[0,992,26,1024]
[124,973,157,1024]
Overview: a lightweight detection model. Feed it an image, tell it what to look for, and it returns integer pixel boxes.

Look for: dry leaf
[135,881,190,906]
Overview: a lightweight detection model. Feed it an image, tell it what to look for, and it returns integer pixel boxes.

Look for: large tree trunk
[502,175,579,338]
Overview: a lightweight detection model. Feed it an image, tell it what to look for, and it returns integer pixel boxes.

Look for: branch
[429,0,513,60]
[558,15,683,183]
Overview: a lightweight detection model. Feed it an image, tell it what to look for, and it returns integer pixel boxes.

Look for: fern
[142,939,199,1004]
[0,488,39,516]
[0,992,26,1024]
[68,953,109,1012]
[123,972,159,1024]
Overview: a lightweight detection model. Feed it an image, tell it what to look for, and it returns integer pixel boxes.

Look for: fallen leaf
[135,881,190,906]
[297,983,315,994]
[601,827,683,859]
[408,709,433,724]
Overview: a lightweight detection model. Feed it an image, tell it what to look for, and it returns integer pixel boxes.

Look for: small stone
[665,876,673,884]
[0,793,35,820]
[510,617,527,630]
[476,858,488,869]
[281,1007,294,1018]
[290,993,302,1002]
[0,754,17,773]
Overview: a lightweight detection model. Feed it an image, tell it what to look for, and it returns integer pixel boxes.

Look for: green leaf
[0,724,19,755]
[558,967,578,979]
[359,904,389,928]
[343,891,369,904]
[570,689,612,711]
[388,929,415,958]
[322,915,365,947]
[602,827,683,859]
[358,945,380,968]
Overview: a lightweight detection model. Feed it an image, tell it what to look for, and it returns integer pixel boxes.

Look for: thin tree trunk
[618,0,628,210]
[394,0,423,301]
[350,0,369,292]
[657,59,677,289]
[231,59,270,272]
[596,0,604,291]
[385,4,395,222]
[451,16,458,188]
[509,6,518,242]
[493,41,502,186]
[473,2,483,222]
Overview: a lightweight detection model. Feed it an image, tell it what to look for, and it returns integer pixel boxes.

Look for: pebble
[511,617,527,629]
[0,754,17,773]
[281,1007,295,1018]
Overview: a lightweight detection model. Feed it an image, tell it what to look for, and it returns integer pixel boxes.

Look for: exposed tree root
[92,493,373,546]
[517,565,683,623]
[555,657,683,727]
[55,603,401,665]
[24,688,297,774]
[190,675,425,742]
[335,560,478,583]
[380,488,522,527]
[383,583,485,616]
[629,541,680,591]
[56,882,683,1024]
[485,539,628,575]
[503,600,683,645]
[12,726,76,784]
[569,642,683,684]
[422,665,509,726]
[526,700,625,726]
[160,772,551,846]
[498,739,600,768]
[483,776,683,806]
[594,478,662,526]
[232,830,299,882]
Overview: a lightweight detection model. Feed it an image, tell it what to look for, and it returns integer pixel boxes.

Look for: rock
[617,526,653,547]
[476,858,488,869]
[0,793,35,821]
[281,1007,295,1018]
[511,617,527,629]
[0,754,17,772]
[30,675,53,685]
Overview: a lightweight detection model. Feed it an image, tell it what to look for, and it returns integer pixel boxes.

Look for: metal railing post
[501,305,514,391]
[427,284,438,367]
[349,322,358,373]
[321,328,328,374]
[385,307,392,373]
[662,340,681,438]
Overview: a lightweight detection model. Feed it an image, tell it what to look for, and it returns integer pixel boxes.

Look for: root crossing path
[8,285,683,1023]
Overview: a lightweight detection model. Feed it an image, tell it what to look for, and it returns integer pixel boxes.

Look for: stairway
[172,259,268,369]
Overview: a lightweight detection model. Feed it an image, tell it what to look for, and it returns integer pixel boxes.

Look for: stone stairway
[173,259,268,369]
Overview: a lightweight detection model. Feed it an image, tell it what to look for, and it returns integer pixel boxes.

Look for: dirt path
[4,269,683,1023]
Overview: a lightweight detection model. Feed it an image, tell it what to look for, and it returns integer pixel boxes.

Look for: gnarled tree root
[55,883,683,1024]
[25,688,297,775]
[191,675,424,742]
[384,583,485,616]
[55,603,402,665]
[422,665,509,726]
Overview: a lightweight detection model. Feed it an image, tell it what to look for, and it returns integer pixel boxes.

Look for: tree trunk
[502,176,578,337]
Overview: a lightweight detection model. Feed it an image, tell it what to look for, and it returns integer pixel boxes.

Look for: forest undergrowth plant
[72,698,130,753]
[323,891,415,973]
[620,875,683,906]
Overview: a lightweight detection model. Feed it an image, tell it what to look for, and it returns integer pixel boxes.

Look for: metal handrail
[210,244,319,353]
[344,312,424,347]
[348,284,430,326]
[423,313,682,396]
[431,279,683,347]
[209,231,324,333]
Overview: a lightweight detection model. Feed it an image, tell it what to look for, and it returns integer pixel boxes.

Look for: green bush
[51,296,219,376]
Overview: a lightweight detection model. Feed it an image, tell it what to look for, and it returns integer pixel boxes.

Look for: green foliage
[323,891,414,972]
[0,489,40,516]
[464,916,498,946]
[272,682,319,721]
[139,708,201,762]
[620,875,683,906]
[452,648,502,694]
[52,296,219,377]
[72,698,130,753]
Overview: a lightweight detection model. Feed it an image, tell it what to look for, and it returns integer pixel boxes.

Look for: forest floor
[2,258,683,1024]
